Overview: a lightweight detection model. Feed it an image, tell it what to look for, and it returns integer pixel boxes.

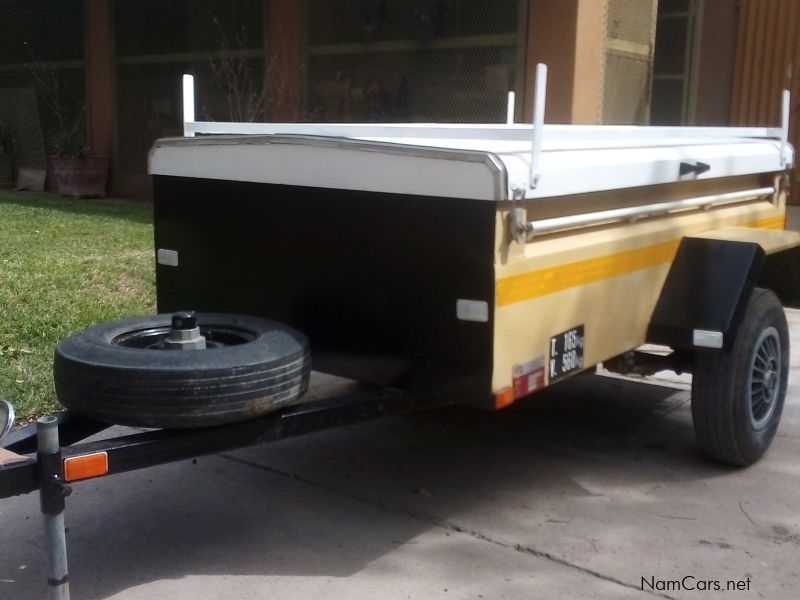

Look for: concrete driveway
[2,314,799,599]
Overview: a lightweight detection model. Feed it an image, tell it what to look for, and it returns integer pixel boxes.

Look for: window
[305,0,526,123]
[113,0,264,174]
[650,0,702,125]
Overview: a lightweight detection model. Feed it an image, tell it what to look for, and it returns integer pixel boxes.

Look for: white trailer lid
[149,123,791,201]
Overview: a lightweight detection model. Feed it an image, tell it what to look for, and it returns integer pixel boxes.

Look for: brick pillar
[267,0,304,121]
[524,0,604,124]
[84,0,114,156]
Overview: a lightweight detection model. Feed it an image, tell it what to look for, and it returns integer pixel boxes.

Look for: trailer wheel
[691,288,788,466]
[54,313,310,428]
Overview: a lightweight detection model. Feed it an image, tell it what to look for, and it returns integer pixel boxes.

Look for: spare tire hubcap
[164,311,207,350]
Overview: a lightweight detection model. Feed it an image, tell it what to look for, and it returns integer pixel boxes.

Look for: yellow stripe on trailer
[496,240,680,306]
[496,216,789,307]
[747,215,785,230]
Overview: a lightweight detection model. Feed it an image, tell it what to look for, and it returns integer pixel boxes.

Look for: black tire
[54,313,310,428]
[692,288,789,466]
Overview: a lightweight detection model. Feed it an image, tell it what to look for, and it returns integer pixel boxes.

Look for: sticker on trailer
[512,356,545,398]
[549,325,585,382]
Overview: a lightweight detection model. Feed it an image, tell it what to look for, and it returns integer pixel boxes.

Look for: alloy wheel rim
[748,326,781,430]
[112,325,255,350]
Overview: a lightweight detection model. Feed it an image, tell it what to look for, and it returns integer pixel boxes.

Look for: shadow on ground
[2,374,795,599]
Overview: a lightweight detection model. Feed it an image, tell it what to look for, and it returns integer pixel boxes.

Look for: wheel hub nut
[165,311,207,350]
[764,369,777,401]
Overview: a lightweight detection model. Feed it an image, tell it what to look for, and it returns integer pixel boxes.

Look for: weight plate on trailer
[549,325,585,382]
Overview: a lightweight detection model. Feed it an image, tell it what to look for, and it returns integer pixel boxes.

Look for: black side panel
[153,176,496,407]
[759,245,800,308]
[647,237,765,351]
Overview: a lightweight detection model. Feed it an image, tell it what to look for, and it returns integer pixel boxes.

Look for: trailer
[2,69,799,597]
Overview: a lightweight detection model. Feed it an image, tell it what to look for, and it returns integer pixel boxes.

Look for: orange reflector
[64,452,109,482]
[494,387,515,410]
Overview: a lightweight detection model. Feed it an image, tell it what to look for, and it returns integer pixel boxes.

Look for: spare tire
[54,313,310,428]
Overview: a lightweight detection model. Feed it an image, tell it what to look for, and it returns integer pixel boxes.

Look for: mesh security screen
[602,0,657,124]
[113,0,265,173]
[305,0,525,123]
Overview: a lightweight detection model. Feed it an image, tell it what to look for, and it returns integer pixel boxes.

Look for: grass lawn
[0,191,155,422]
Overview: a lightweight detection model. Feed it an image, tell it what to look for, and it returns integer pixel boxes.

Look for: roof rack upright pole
[529,63,547,189]
[781,89,790,167]
[183,74,196,138]
[507,91,516,125]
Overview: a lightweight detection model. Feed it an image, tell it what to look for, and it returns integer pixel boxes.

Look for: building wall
[3,0,791,200]
[731,0,798,127]
[731,0,800,201]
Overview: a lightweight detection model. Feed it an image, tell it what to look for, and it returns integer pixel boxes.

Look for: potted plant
[0,120,16,185]
[48,124,109,198]
[26,48,109,197]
